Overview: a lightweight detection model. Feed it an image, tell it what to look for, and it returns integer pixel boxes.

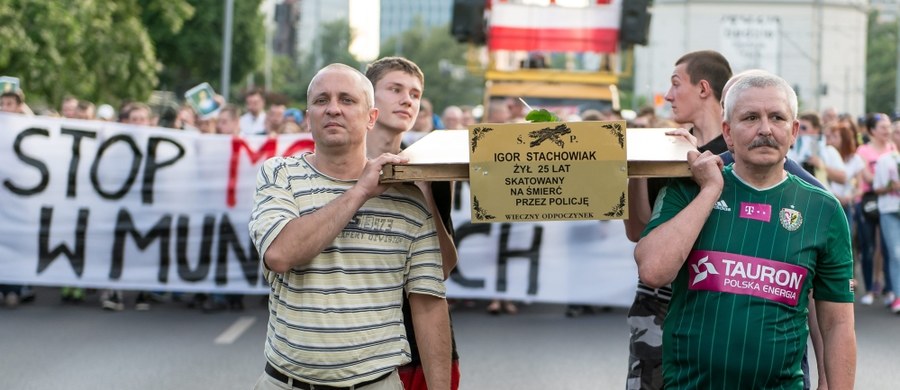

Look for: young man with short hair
[623,50,732,390]
[365,56,461,390]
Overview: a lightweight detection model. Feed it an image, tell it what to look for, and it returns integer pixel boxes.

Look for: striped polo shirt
[249,154,445,387]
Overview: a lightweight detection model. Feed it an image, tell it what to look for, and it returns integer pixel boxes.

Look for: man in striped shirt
[635,71,856,388]
[249,63,451,390]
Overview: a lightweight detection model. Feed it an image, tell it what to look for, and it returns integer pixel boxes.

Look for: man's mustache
[748,136,780,149]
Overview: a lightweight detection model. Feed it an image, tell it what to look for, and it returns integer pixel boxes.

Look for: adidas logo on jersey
[713,200,731,212]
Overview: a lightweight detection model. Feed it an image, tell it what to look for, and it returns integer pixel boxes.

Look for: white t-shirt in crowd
[830,154,864,201]
[873,151,900,213]
[239,112,266,135]
[788,135,846,191]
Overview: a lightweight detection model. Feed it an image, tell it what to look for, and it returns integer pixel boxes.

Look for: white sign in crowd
[0,114,639,307]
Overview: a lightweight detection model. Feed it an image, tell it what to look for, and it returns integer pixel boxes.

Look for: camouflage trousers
[626,292,668,390]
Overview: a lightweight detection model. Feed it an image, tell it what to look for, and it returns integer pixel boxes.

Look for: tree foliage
[152,0,265,99]
[274,19,361,107]
[138,0,195,38]
[269,55,308,107]
[866,10,898,114]
[272,18,484,112]
[0,0,264,109]
[380,21,485,113]
[0,0,170,107]
[314,19,362,70]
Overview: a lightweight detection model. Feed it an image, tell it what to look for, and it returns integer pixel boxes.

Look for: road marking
[215,316,256,344]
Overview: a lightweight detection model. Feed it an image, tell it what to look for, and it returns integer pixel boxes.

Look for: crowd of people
[0,87,312,136]
[0,86,316,313]
[0,79,480,317]
[1,48,898,389]
[777,104,900,313]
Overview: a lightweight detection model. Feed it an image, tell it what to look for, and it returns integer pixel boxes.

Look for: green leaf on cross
[525,108,561,123]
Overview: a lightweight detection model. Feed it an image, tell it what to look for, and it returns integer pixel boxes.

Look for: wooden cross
[381,128,695,183]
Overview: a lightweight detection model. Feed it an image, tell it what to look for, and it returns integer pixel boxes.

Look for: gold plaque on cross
[468,121,628,223]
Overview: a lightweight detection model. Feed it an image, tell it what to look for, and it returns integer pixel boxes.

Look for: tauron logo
[691,256,719,285]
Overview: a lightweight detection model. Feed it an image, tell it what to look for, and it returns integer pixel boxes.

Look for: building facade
[635,0,868,115]
[298,0,351,55]
[380,0,453,44]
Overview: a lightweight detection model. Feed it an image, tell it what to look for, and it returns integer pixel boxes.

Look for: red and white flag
[488,1,621,53]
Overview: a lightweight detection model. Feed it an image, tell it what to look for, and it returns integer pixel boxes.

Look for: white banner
[0,114,638,306]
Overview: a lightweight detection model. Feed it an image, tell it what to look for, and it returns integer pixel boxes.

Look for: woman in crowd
[174,104,199,131]
[855,113,896,306]
[873,122,900,313]
[825,122,864,223]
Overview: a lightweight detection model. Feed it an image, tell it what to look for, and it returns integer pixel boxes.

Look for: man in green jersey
[635,71,856,388]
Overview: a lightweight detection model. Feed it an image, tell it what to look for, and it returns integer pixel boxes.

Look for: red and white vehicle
[478,0,630,120]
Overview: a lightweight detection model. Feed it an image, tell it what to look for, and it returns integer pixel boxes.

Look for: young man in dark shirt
[365,56,461,390]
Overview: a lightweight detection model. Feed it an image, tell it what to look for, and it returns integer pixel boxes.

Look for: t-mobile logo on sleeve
[687,250,808,306]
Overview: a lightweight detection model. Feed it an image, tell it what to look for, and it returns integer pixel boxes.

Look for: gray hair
[723,70,797,122]
[307,63,375,109]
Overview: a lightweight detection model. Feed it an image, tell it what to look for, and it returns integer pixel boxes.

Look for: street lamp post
[221,0,234,101]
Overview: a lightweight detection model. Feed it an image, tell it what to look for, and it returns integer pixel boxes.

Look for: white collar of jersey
[730,168,789,191]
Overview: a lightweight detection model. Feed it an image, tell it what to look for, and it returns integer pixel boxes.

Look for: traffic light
[620,0,651,46]
[451,0,487,44]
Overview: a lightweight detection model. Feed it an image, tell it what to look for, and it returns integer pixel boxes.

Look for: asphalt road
[1,289,898,389]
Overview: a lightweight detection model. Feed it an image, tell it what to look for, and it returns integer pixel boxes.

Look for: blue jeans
[880,212,900,298]
[843,204,853,226]
[855,202,892,293]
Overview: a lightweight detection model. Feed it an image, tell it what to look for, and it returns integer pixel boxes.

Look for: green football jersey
[644,165,854,389]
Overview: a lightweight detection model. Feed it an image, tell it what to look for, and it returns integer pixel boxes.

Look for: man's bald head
[307,64,374,109]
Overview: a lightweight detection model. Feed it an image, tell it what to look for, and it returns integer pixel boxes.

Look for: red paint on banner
[226,136,315,207]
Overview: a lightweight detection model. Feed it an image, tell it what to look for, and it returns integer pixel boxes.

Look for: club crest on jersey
[779,208,802,231]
